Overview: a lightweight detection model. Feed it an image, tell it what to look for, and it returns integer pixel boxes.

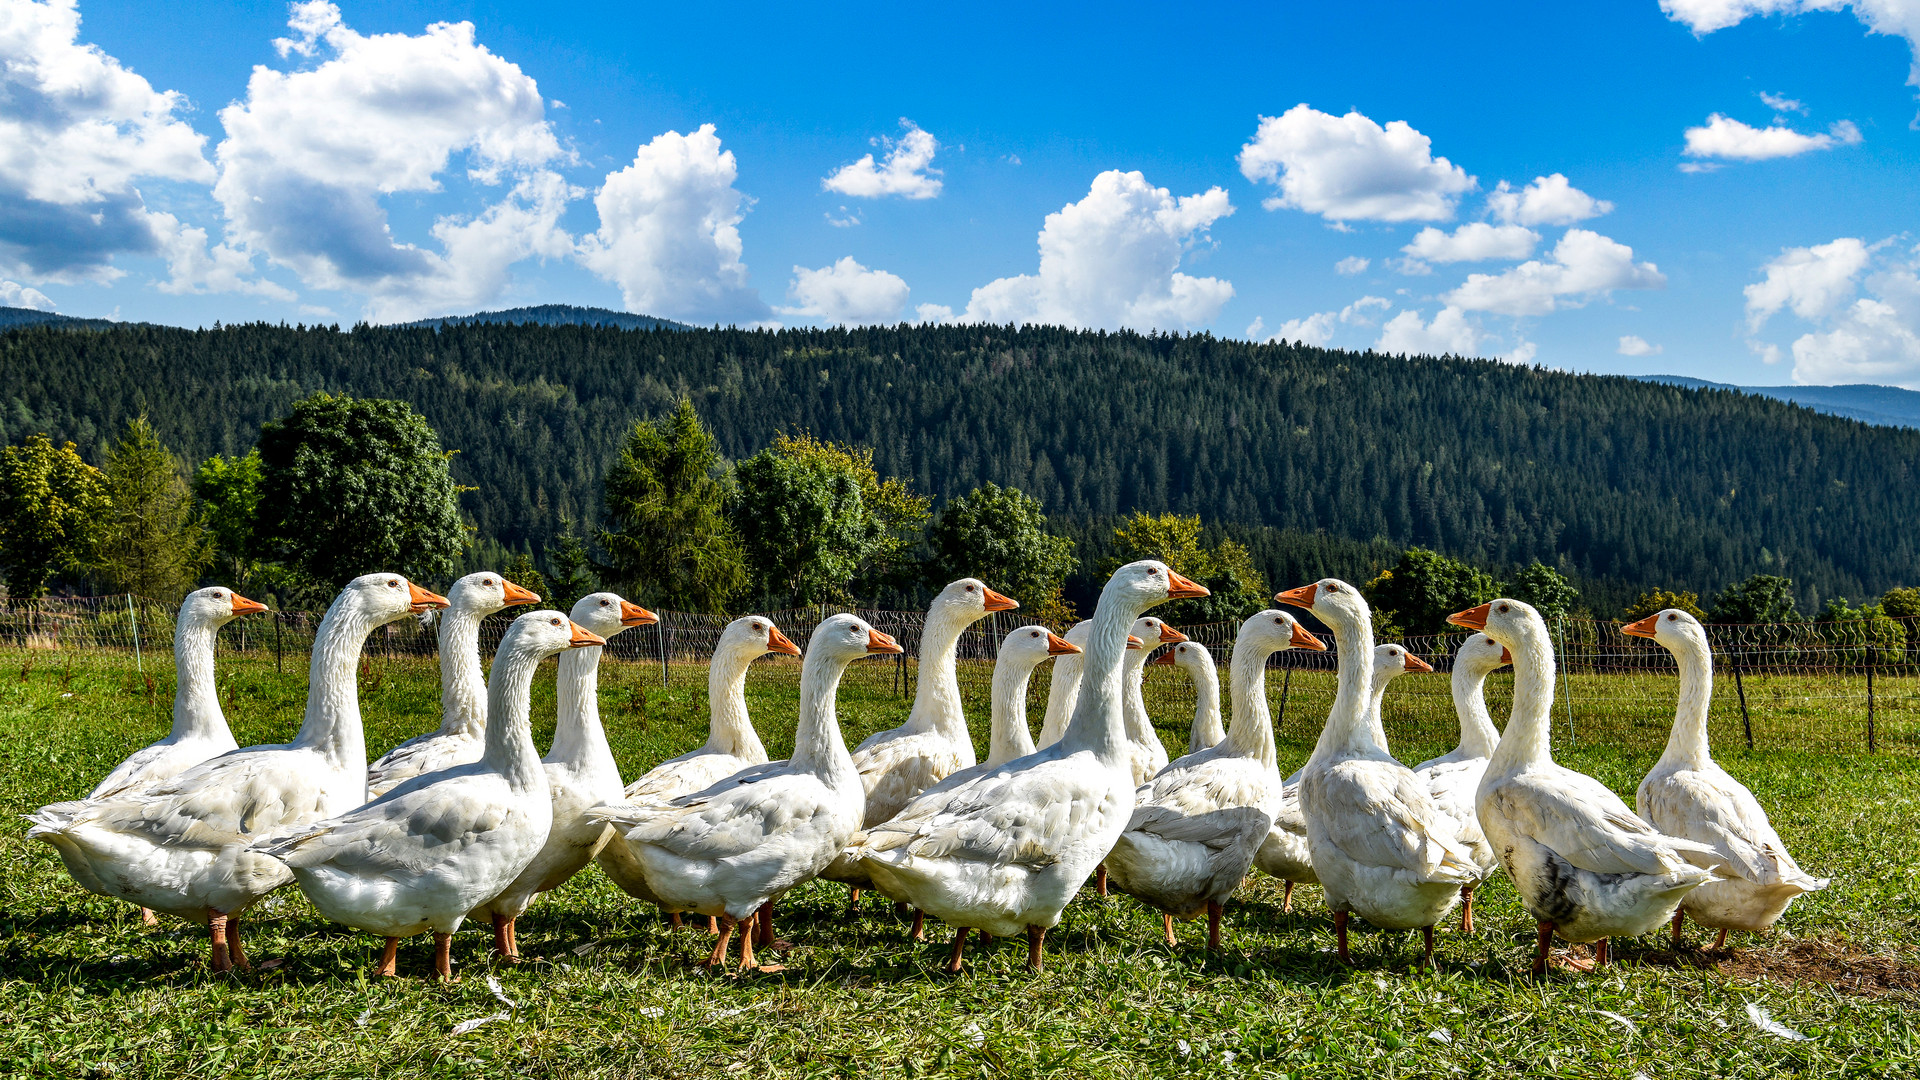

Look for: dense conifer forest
[3,319,1916,613]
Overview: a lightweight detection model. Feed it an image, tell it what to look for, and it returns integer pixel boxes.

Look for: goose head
[1063,620,1092,651]
[446,570,541,619]
[338,572,448,625]
[931,577,1019,624]
[1105,560,1210,620]
[501,608,605,664]
[1454,632,1512,678]
[998,624,1081,671]
[1218,609,1325,664]
[1622,607,1710,656]
[717,614,803,663]
[180,586,269,630]
[1447,597,1547,653]
[1275,577,1370,637]
[569,591,658,644]
[1129,616,1186,663]
[1374,643,1433,688]
[809,613,904,668]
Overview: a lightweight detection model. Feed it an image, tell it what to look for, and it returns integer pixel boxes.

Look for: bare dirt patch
[1640,938,1920,998]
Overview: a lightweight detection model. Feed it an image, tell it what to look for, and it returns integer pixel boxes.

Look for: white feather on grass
[1744,1002,1808,1041]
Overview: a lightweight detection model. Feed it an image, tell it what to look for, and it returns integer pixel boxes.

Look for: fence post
[657,617,669,689]
[127,595,143,676]
[1733,663,1753,750]
[1277,665,1291,730]
[1555,616,1574,748]
[275,610,284,674]
[1866,643,1877,753]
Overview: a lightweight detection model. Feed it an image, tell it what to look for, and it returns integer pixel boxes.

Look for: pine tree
[599,398,746,613]
[95,418,211,601]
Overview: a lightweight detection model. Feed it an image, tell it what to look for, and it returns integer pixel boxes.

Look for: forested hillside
[4,320,1917,613]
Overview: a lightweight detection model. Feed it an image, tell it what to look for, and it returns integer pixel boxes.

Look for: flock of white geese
[27,561,1828,980]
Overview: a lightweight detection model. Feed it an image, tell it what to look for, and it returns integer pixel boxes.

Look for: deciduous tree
[929,482,1075,613]
[0,435,109,598]
[1364,547,1498,637]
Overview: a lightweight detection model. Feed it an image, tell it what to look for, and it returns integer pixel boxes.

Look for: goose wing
[67,748,327,847]
[859,754,1122,871]
[252,774,509,874]
[1489,769,1726,876]
[853,731,955,825]
[1640,770,1795,885]
[1312,761,1475,879]
[612,768,832,863]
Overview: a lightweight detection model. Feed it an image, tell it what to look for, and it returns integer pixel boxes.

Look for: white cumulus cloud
[1400,222,1539,265]
[1376,306,1481,356]
[948,170,1234,331]
[1741,238,1920,387]
[1486,174,1613,226]
[1237,105,1473,223]
[578,124,769,325]
[1682,113,1862,164]
[822,119,942,200]
[0,279,55,310]
[1760,90,1808,113]
[0,0,233,287]
[1662,1,1920,98]
[1335,256,1370,275]
[1744,237,1872,329]
[1444,229,1666,316]
[780,257,909,325]
[213,2,574,320]
[1252,295,1391,345]
[1618,335,1664,356]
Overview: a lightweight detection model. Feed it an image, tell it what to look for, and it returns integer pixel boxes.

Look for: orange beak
[1165,570,1210,600]
[407,581,450,612]
[1448,602,1492,631]
[620,600,658,626]
[1276,583,1318,610]
[229,592,268,616]
[1157,624,1189,645]
[767,626,802,657]
[1150,649,1178,666]
[982,587,1019,612]
[1621,614,1662,639]
[1499,646,1513,665]
[1402,652,1434,674]
[1290,623,1327,651]
[502,580,541,606]
[1046,631,1081,656]
[1125,634,1145,650]
[867,628,904,654]
[568,621,606,648]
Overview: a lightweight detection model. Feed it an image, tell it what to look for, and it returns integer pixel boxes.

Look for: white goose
[938,625,1081,795]
[1036,620,1092,748]
[847,562,1208,973]
[252,609,601,980]
[1120,617,1184,786]
[596,615,797,925]
[468,593,657,960]
[823,579,1016,913]
[592,614,900,972]
[1413,633,1511,932]
[1452,598,1725,976]
[1628,608,1828,950]
[28,574,446,971]
[1105,609,1325,951]
[1280,579,1477,965]
[366,571,540,799]
[88,587,264,800]
[1152,639,1224,754]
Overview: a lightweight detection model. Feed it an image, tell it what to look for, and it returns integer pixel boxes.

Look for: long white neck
[904,605,976,757]
[1036,651,1084,748]
[289,598,382,770]
[790,653,859,787]
[704,647,770,762]
[1224,643,1279,768]
[436,607,488,739]
[1364,675,1393,753]
[1655,634,1715,771]
[1489,625,1557,776]
[987,658,1041,768]
[1185,655,1225,753]
[482,641,550,792]
[1122,649,1154,744]
[1308,612,1377,766]
[1057,596,1139,766]
[1451,662,1502,759]
[170,616,229,743]
[548,643,619,776]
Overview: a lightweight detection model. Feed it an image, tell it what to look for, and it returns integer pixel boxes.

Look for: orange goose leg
[1207,901,1224,953]
[432,932,455,981]
[946,927,970,974]
[375,937,399,976]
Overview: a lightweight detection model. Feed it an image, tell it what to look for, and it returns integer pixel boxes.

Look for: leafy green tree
[1623,588,1707,621]
[0,435,110,598]
[1363,547,1498,637]
[94,418,210,601]
[1506,561,1581,621]
[1108,511,1269,624]
[1879,586,1920,621]
[193,450,265,590]
[254,393,468,594]
[598,399,747,613]
[503,551,550,606]
[1710,574,1799,623]
[731,432,931,607]
[929,482,1075,611]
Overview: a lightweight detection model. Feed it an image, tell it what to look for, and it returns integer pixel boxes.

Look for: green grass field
[2,651,1917,1079]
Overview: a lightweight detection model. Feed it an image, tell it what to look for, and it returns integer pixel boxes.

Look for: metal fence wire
[3,596,1913,757]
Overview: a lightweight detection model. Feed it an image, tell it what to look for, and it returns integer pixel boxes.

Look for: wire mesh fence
[2,595,1912,757]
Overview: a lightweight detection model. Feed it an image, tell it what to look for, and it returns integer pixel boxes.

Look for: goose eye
[1668,613,1677,621]
[483,579,494,587]
[388,580,399,588]
[965,584,975,591]
[1030,630,1040,638]
[1498,604,1510,613]
[551,618,562,626]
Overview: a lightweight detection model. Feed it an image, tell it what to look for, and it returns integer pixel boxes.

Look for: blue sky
[4,0,1918,386]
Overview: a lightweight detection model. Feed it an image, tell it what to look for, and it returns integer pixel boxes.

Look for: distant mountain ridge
[1636,375,1920,429]
[396,304,693,332]
[0,306,120,331]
